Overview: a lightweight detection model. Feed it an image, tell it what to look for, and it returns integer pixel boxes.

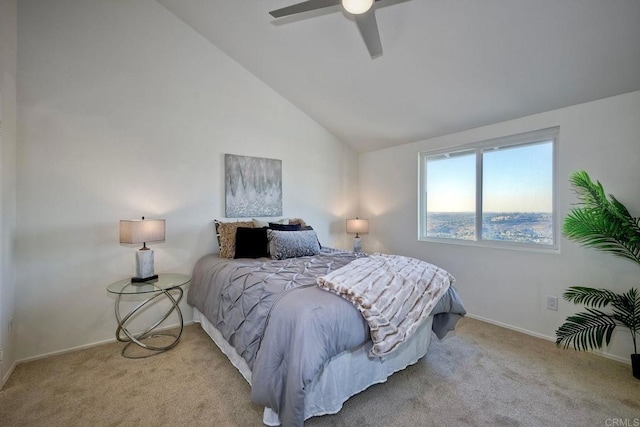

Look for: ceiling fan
[269,0,387,59]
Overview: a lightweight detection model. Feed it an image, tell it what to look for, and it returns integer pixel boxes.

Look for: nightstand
[106,273,190,358]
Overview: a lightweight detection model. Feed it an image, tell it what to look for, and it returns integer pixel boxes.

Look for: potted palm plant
[556,171,640,379]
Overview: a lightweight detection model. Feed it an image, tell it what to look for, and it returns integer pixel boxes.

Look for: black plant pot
[632,354,640,380]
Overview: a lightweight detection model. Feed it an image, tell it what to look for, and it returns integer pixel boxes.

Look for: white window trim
[417,127,560,252]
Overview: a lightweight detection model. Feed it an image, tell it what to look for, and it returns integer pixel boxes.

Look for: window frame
[418,127,559,252]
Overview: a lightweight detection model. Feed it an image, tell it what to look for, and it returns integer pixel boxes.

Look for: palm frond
[610,288,640,354]
[555,308,617,351]
[563,171,640,265]
[562,286,617,308]
[568,171,604,207]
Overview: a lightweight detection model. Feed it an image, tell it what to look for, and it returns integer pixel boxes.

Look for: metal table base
[114,286,184,359]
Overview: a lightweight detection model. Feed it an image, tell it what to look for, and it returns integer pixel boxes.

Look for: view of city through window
[423,137,554,246]
[426,212,554,245]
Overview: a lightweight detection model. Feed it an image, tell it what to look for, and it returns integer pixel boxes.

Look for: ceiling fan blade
[354,8,383,58]
[269,0,342,18]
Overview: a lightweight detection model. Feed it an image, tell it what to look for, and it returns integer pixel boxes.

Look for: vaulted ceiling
[157,0,640,152]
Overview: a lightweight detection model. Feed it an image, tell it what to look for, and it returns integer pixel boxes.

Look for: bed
[188,238,466,426]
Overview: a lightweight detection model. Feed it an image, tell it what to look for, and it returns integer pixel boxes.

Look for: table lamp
[346,217,369,253]
[119,217,165,282]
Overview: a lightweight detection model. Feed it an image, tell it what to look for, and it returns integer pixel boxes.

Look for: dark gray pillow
[269,223,302,231]
[268,229,321,260]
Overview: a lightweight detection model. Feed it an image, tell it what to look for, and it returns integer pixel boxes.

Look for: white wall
[0,0,18,386]
[16,0,359,361]
[360,91,640,362]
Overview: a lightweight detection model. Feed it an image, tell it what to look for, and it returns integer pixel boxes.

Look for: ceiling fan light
[342,0,374,15]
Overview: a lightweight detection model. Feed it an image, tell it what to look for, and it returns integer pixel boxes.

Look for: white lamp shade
[346,218,369,235]
[119,219,165,244]
[342,0,374,14]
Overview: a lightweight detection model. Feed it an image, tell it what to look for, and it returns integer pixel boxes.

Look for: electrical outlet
[0,349,3,363]
[546,295,558,311]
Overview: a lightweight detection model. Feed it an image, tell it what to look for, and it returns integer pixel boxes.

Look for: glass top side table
[107,273,190,358]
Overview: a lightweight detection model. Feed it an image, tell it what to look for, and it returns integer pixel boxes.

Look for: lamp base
[135,249,156,282]
[353,236,362,253]
[131,274,158,283]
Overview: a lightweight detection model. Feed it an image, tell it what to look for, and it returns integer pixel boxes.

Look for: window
[418,127,558,250]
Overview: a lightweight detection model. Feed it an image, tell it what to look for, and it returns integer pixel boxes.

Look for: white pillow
[253,218,289,228]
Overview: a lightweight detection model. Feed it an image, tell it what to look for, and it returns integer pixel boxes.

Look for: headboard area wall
[15,0,360,361]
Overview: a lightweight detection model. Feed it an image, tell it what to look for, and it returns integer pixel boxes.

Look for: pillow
[253,218,289,228]
[214,220,223,247]
[269,223,302,231]
[234,227,269,259]
[215,220,254,258]
[301,225,321,248]
[289,218,307,227]
[268,229,321,260]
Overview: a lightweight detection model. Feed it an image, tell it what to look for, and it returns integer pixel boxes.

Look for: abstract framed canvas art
[225,154,282,217]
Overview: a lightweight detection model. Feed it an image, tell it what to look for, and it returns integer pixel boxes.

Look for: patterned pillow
[268,229,321,260]
[215,220,254,258]
[301,225,321,248]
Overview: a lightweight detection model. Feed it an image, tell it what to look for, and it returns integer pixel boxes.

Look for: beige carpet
[1,318,638,426]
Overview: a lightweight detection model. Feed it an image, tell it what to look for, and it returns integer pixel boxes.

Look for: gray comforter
[188,249,466,427]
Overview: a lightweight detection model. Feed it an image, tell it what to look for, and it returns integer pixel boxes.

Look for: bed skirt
[192,308,434,425]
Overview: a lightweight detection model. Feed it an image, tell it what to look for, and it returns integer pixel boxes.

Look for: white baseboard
[465,313,630,365]
[1,360,17,389]
[15,320,194,365]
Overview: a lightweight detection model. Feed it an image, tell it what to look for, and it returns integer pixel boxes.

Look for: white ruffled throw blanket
[317,254,454,358]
